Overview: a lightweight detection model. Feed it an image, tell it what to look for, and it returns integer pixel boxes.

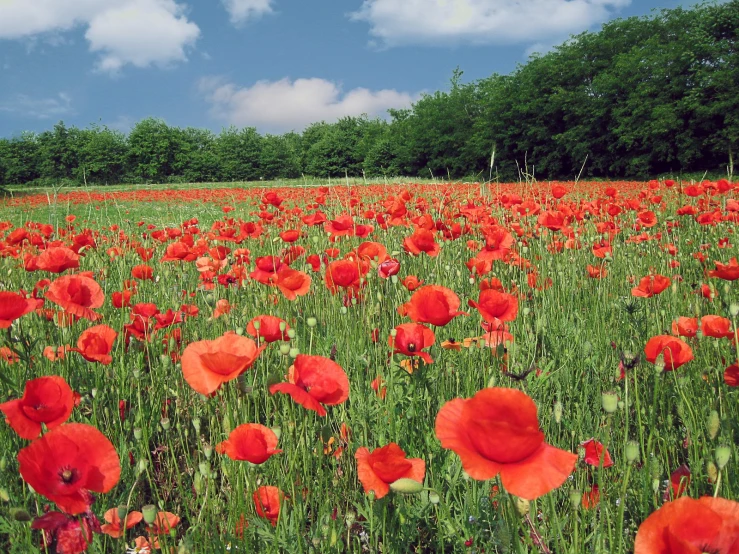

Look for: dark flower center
[59,467,78,485]
[407,343,416,352]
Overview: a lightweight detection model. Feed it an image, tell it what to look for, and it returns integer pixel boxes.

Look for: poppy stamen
[407,343,416,352]
[60,467,76,484]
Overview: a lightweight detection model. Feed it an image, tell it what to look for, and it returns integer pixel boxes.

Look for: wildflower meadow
[0,178,738,553]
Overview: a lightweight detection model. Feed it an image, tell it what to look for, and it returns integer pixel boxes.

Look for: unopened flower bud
[160,417,170,431]
[289,347,300,359]
[707,410,720,440]
[625,441,640,463]
[307,317,317,328]
[390,478,424,495]
[707,461,718,483]
[569,491,582,509]
[601,391,619,413]
[142,504,158,524]
[729,303,739,318]
[199,462,210,477]
[715,446,731,469]
[553,401,563,424]
[134,428,143,441]
[279,344,291,356]
[514,497,530,516]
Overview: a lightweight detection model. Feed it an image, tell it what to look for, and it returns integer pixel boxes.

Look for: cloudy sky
[0,0,711,136]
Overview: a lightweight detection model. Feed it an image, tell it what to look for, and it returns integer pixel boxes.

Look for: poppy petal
[499,443,577,500]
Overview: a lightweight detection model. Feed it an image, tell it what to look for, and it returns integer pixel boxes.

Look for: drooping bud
[715,446,731,470]
[389,478,424,495]
[707,410,720,440]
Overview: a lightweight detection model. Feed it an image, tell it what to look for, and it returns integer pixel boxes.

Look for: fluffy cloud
[350,0,632,47]
[0,0,199,72]
[221,0,274,25]
[200,77,418,132]
[0,92,74,119]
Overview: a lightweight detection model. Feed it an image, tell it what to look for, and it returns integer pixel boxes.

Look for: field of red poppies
[0,178,738,553]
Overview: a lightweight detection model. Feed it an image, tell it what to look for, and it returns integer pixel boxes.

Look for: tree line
[1,0,737,186]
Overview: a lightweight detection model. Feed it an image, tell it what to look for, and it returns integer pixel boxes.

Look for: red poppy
[631,274,671,298]
[0,376,74,439]
[32,510,100,554]
[0,291,37,328]
[253,486,283,526]
[586,265,608,279]
[357,241,388,263]
[112,290,133,309]
[181,332,264,396]
[724,363,739,387]
[389,323,435,364]
[18,423,120,514]
[216,424,282,463]
[398,285,467,327]
[435,388,577,500]
[35,247,80,273]
[634,496,739,554]
[477,226,514,262]
[45,275,105,322]
[247,315,289,343]
[701,315,734,339]
[580,439,614,468]
[131,264,154,281]
[212,299,232,319]
[272,266,311,300]
[378,258,400,279]
[468,289,519,327]
[707,257,739,281]
[324,259,367,295]
[644,335,693,371]
[402,275,424,291]
[670,465,691,499]
[269,354,349,417]
[101,508,142,538]
[355,443,425,499]
[403,228,440,257]
[73,325,117,365]
[582,485,600,509]
[672,317,698,338]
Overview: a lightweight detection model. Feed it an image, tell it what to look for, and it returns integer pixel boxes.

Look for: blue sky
[0,0,714,137]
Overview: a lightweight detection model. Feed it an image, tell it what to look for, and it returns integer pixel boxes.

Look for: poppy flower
[269,354,349,417]
[212,299,232,319]
[272,266,311,300]
[324,259,367,295]
[131,265,154,281]
[669,465,691,499]
[468,289,519,326]
[35,247,80,273]
[644,335,693,371]
[586,265,608,279]
[402,275,424,291]
[45,275,104,322]
[724,363,739,387]
[357,241,388,263]
[672,317,698,338]
[253,486,283,526]
[478,226,514,262]
[181,332,264,396]
[389,323,435,364]
[216,424,282,463]
[634,496,739,554]
[580,439,614,468]
[398,285,467,327]
[146,511,180,547]
[18,423,121,514]
[247,315,289,343]
[582,485,600,509]
[707,258,739,281]
[112,291,133,309]
[631,274,671,298]
[701,315,734,339]
[403,228,440,257]
[32,509,101,554]
[378,258,400,279]
[73,325,117,365]
[355,443,425,499]
[435,388,577,500]
[101,508,142,538]
[0,376,75,439]
[0,291,37,328]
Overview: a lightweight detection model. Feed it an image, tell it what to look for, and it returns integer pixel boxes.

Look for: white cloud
[200,76,418,132]
[0,92,74,119]
[350,0,632,47]
[0,0,199,72]
[221,0,274,25]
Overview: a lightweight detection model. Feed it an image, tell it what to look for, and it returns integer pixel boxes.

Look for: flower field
[0,178,738,553]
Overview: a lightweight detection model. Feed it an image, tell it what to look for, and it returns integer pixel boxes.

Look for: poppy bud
[287,329,296,339]
[652,478,660,494]
[235,327,244,336]
[514,497,530,516]
[715,446,731,469]
[553,401,563,424]
[199,462,210,477]
[650,459,662,480]
[160,417,170,431]
[340,306,348,315]
[601,391,619,413]
[569,491,582,509]
[429,491,440,504]
[134,428,143,441]
[345,511,356,526]
[307,317,317,328]
[707,410,720,440]
[625,441,640,463]
[138,459,148,475]
[0,488,8,502]
[192,418,201,433]
[142,504,158,524]
[730,303,739,318]
[289,347,300,359]
[10,508,31,522]
[203,445,213,459]
[0,456,5,471]
[390,478,424,495]
[279,344,291,356]
[707,461,718,483]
